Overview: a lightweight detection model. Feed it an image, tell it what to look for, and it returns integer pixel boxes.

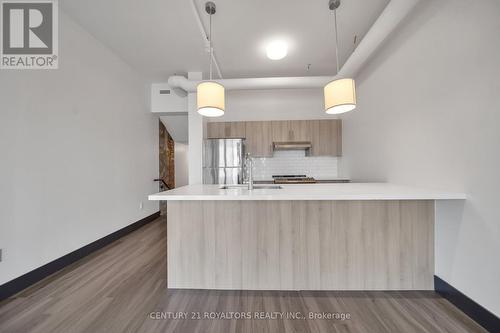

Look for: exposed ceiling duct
[168,75,337,92]
[339,0,420,78]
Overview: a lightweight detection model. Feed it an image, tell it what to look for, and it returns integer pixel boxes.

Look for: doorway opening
[159,120,175,215]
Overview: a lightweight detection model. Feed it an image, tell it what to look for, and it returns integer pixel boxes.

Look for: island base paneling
[167,200,434,291]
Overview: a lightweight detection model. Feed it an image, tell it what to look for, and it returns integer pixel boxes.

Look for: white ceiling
[61,0,389,81]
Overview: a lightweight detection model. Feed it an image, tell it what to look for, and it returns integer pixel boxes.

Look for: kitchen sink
[220,185,282,190]
[219,185,246,189]
[253,185,282,189]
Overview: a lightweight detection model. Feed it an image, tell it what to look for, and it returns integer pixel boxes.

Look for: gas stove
[272,175,317,184]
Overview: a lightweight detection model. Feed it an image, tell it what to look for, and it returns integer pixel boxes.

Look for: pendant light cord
[334,9,339,74]
[209,12,213,80]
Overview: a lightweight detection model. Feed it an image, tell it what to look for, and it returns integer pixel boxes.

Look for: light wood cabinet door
[271,121,291,142]
[206,122,224,138]
[227,122,246,138]
[207,122,246,139]
[309,119,342,156]
[289,120,310,141]
[245,121,272,157]
[208,120,341,156]
[271,120,310,142]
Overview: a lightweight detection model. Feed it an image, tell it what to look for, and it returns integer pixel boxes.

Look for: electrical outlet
[139,201,143,210]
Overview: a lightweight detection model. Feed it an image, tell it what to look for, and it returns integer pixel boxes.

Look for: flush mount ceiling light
[266,40,288,60]
[324,0,357,115]
[197,1,225,117]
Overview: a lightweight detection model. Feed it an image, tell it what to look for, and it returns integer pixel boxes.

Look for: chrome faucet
[245,153,254,190]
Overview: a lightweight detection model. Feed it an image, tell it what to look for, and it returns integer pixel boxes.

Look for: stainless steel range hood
[273,141,312,151]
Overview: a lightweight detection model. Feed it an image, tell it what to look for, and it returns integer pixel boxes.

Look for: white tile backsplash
[252,150,338,180]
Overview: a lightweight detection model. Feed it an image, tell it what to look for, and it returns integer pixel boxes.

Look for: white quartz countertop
[148,183,466,201]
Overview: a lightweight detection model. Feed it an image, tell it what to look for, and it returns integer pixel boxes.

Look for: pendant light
[324,0,356,114]
[197,1,225,117]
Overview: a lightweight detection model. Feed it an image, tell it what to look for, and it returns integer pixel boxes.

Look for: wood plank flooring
[0,217,486,333]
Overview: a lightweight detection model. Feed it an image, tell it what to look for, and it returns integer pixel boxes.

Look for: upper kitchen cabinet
[206,119,341,157]
[271,121,291,142]
[271,120,310,142]
[309,119,342,156]
[289,120,311,141]
[207,122,246,139]
[245,121,273,157]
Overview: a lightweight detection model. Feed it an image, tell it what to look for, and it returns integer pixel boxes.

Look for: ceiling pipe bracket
[328,0,340,10]
[205,1,216,15]
[167,75,337,93]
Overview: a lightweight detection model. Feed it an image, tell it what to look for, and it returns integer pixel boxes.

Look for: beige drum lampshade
[197,81,225,117]
[324,78,357,114]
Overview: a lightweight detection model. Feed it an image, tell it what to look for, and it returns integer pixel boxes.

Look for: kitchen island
[149,183,465,291]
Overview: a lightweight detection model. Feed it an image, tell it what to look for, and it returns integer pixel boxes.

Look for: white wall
[344,0,500,316]
[174,142,189,187]
[209,88,333,122]
[188,92,204,184]
[0,11,159,285]
[159,115,188,143]
[151,83,187,113]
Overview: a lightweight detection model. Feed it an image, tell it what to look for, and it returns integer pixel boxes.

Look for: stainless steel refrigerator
[203,138,245,184]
